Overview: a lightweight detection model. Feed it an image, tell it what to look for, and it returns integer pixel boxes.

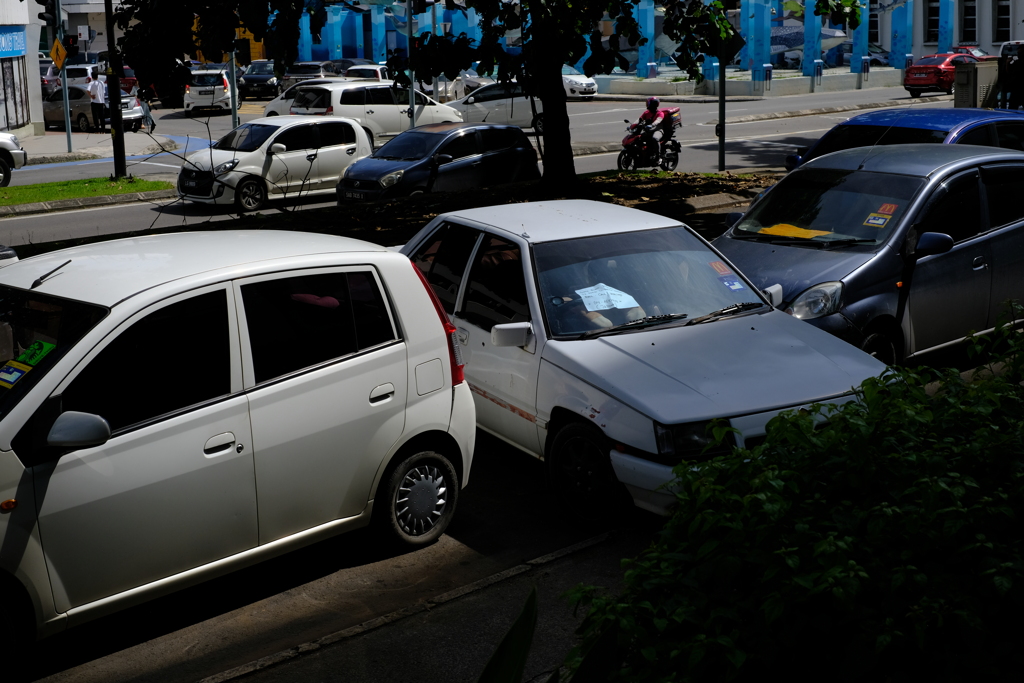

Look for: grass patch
[0,177,174,207]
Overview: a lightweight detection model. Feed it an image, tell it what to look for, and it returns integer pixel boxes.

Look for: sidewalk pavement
[20,129,178,166]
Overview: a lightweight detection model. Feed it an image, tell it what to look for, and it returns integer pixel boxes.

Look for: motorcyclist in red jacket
[635,97,671,153]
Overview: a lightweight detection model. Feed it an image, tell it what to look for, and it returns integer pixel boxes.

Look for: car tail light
[223,77,229,92]
[289,107,296,114]
[411,262,465,385]
[185,84,190,93]
[135,98,141,107]
[324,106,333,116]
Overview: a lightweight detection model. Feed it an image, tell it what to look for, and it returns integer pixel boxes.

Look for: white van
[288,81,462,144]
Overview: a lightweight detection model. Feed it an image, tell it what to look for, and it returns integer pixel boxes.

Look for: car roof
[244,115,361,127]
[439,200,679,244]
[409,122,522,135]
[836,106,1024,131]
[192,69,227,75]
[299,79,395,90]
[801,143,1024,177]
[0,231,387,307]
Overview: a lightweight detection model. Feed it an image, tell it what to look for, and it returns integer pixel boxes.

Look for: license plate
[913,73,928,78]
[184,180,196,188]
[197,88,212,94]
[343,191,364,199]
[121,103,129,109]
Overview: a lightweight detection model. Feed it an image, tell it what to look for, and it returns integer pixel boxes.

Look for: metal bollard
[646,62,658,79]
[763,63,772,91]
[861,55,871,80]
[814,59,824,85]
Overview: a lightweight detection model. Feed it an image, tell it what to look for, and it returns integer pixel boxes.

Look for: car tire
[548,422,631,519]
[266,111,279,116]
[908,88,923,98]
[234,177,267,212]
[531,114,545,136]
[379,450,459,547]
[76,114,91,133]
[0,158,10,188]
[617,150,638,171]
[861,331,899,366]
[131,121,141,133]
[947,83,955,97]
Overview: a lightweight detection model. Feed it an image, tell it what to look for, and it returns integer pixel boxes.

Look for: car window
[191,73,225,87]
[61,291,230,433]
[995,122,1024,151]
[240,271,396,384]
[366,87,395,105]
[917,171,983,243]
[957,124,996,146]
[395,89,431,106]
[273,124,319,151]
[411,222,482,315]
[981,165,1024,228]
[288,64,327,75]
[339,88,365,105]
[459,236,531,331]
[318,121,356,147]
[473,84,523,102]
[914,57,947,66]
[46,90,63,103]
[292,88,330,109]
[439,133,479,160]
[70,87,88,100]
[479,127,520,151]
[808,124,948,161]
[213,123,278,152]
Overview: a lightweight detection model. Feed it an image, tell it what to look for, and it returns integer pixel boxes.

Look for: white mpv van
[0,231,475,651]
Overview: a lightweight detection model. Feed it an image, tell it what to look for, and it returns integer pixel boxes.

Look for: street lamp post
[103,0,127,178]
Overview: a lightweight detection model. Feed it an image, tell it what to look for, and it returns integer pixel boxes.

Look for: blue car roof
[840,107,1024,131]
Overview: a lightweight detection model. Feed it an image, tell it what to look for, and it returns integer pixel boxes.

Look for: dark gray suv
[713,144,1024,365]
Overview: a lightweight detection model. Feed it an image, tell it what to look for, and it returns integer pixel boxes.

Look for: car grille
[178,169,215,197]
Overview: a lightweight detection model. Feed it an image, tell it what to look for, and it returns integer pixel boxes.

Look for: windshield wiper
[580,313,689,340]
[682,302,763,326]
[817,238,877,249]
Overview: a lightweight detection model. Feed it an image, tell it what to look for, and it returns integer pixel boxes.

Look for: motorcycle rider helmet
[646,97,660,112]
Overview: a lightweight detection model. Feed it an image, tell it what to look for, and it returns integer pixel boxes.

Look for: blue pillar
[802,4,822,76]
[738,1,751,68]
[851,0,869,73]
[370,5,386,63]
[891,0,914,65]
[937,0,953,54]
[637,0,655,71]
[298,12,312,62]
[749,0,771,79]
[466,8,481,46]
[342,8,360,57]
[326,6,343,60]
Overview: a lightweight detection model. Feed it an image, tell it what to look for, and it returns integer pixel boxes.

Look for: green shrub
[567,337,1024,682]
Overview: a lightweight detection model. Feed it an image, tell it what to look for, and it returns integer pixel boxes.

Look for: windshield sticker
[878,203,898,215]
[0,361,31,389]
[16,340,56,367]
[864,213,891,228]
[575,283,640,312]
[758,224,832,239]
[708,261,733,275]
[718,276,746,291]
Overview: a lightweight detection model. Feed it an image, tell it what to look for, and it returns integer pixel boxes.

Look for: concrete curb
[0,189,178,218]
[196,534,610,683]
[705,94,952,125]
[23,138,180,166]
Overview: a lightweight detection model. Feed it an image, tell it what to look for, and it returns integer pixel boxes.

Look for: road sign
[50,39,66,70]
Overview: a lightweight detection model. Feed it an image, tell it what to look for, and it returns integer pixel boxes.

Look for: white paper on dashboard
[575,283,640,311]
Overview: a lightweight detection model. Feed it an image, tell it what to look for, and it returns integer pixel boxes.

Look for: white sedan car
[447,81,544,133]
[561,65,597,98]
[401,201,885,515]
[177,115,372,212]
[0,230,475,646]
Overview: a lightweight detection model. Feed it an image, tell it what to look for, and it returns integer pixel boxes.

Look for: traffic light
[35,0,57,28]
[63,34,79,59]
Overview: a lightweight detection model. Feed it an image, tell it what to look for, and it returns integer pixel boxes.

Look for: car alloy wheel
[531,114,545,136]
[235,177,267,212]
[549,422,630,519]
[861,332,898,366]
[0,158,10,188]
[380,450,458,546]
[77,114,91,133]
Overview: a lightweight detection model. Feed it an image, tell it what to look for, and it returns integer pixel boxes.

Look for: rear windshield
[292,89,330,109]
[289,64,326,75]
[192,73,225,87]
[914,57,947,66]
[213,123,278,152]
[122,67,135,78]
[0,286,107,420]
[808,124,948,162]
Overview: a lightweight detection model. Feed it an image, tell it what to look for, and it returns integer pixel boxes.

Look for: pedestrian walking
[87,76,107,132]
[140,99,155,133]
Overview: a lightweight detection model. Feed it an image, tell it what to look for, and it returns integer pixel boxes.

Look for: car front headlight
[379,170,404,188]
[653,421,734,464]
[786,281,844,320]
[213,159,239,176]
[268,77,277,85]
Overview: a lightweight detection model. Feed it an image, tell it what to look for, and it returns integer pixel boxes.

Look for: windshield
[561,65,581,75]
[0,287,107,421]
[733,169,925,248]
[248,63,274,74]
[373,131,445,160]
[289,64,325,75]
[914,57,947,66]
[213,123,278,152]
[807,124,948,162]
[192,73,225,87]
[292,88,329,109]
[534,226,763,338]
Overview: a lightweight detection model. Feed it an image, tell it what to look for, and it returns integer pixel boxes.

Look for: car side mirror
[269,143,286,155]
[915,232,954,259]
[762,284,784,308]
[434,153,453,165]
[47,411,111,449]
[492,322,532,348]
[465,96,475,104]
[724,212,743,229]
[784,154,802,171]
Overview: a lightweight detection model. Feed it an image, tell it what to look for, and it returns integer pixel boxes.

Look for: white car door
[234,268,408,544]
[33,286,257,612]
[264,123,320,197]
[314,120,363,188]
[364,85,403,137]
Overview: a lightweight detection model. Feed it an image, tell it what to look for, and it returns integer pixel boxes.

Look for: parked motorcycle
[617,111,681,172]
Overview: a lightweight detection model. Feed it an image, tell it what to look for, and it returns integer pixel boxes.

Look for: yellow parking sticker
[758,224,831,239]
[0,361,32,389]
[863,213,891,228]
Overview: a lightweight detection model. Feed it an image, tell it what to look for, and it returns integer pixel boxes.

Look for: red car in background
[904,53,977,97]
[953,44,1000,61]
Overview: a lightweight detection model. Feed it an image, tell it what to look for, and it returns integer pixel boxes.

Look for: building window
[924,0,940,43]
[995,0,1011,42]
[0,57,29,132]
[962,0,978,43]
[869,1,879,44]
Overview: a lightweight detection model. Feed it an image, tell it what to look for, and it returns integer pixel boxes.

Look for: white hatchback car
[401,201,885,515]
[447,81,544,134]
[178,115,372,211]
[0,230,475,648]
[184,69,231,114]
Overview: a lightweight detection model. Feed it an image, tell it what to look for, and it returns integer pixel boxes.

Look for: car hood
[241,74,276,83]
[345,156,424,180]
[182,147,247,172]
[712,234,879,302]
[543,310,884,425]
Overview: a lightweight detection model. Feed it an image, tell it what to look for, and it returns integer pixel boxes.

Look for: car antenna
[31,259,71,290]
[857,108,910,170]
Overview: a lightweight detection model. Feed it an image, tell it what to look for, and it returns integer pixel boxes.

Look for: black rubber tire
[947,83,955,97]
[265,111,279,116]
[548,422,631,519]
[862,331,899,366]
[234,177,267,212]
[379,450,458,547]
[531,113,545,136]
[0,157,10,188]
[660,151,679,172]
[131,121,141,133]
[617,149,638,171]
[908,88,923,98]
[77,114,90,133]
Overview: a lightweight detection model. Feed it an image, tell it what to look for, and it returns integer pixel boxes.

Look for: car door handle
[456,326,470,345]
[972,256,988,270]
[346,148,355,155]
[366,108,374,114]
[306,153,317,161]
[369,383,395,404]
[204,432,236,456]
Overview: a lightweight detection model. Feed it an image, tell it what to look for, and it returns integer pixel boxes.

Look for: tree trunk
[531,20,576,184]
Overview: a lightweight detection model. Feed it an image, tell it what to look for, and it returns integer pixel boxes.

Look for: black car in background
[238,60,277,99]
[337,122,540,201]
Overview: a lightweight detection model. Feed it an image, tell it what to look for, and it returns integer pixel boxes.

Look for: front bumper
[177,170,237,205]
[8,148,27,170]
